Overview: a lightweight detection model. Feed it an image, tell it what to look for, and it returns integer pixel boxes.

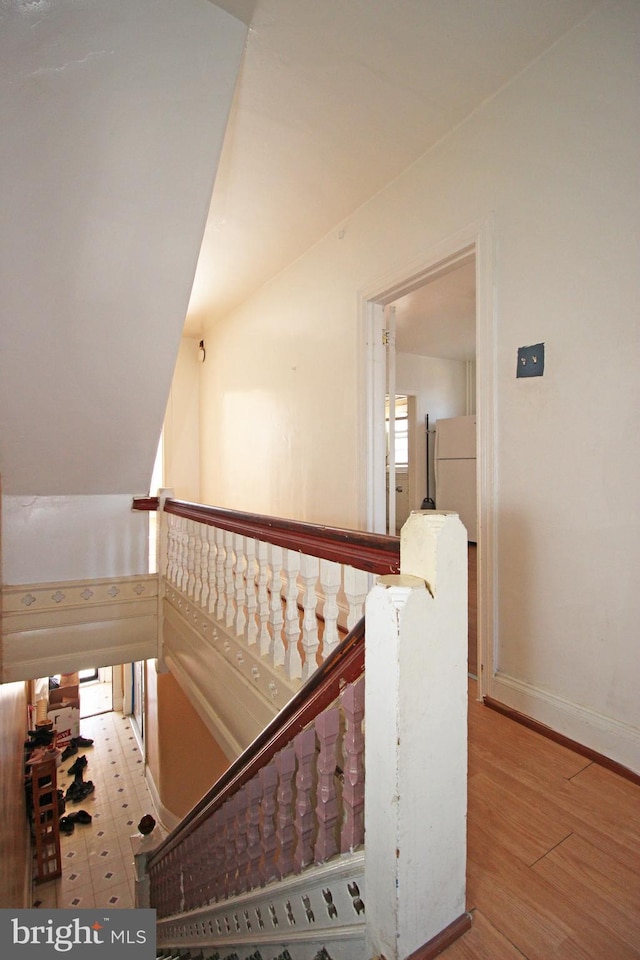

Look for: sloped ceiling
[186,0,602,333]
[0,0,247,496]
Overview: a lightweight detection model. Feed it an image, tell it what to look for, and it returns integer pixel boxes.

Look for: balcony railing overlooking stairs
[133,498,470,960]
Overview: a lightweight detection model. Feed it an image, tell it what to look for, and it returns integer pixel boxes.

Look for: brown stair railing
[135,495,399,683]
[133,496,400,575]
[147,616,365,919]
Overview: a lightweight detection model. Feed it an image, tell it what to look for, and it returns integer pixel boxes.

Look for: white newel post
[364,512,468,960]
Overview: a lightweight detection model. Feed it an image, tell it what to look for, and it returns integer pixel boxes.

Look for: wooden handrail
[132,496,159,511]
[132,496,400,575]
[147,616,365,870]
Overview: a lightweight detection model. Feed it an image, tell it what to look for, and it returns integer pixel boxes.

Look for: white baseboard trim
[489,671,640,775]
[144,763,180,834]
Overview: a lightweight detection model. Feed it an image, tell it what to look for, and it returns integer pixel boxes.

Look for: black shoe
[78,781,95,800]
[67,755,87,776]
[59,816,75,835]
[61,743,78,761]
[69,810,92,825]
[65,781,84,803]
[73,735,94,748]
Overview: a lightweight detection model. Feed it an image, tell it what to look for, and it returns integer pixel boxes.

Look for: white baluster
[215,527,226,623]
[256,540,271,657]
[234,533,247,638]
[179,518,189,593]
[207,525,217,615]
[300,553,320,680]
[200,526,209,610]
[167,515,177,584]
[171,516,180,588]
[193,523,203,605]
[245,538,258,646]
[283,549,302,680]
[320,558,341,659]
[268,543,284,667]
[343,565,370,631]
[187,520,197,598]
[224,530,235,630]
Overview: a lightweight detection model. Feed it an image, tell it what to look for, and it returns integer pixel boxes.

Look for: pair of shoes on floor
[59,809,92,834]
[72,735,94,748]
[61,736,94,760]
[65,779,95,804]
[67,754,88,776]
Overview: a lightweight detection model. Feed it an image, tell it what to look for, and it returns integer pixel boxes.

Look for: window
[385,394,409,468]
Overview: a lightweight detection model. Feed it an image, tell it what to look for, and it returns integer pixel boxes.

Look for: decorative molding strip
[162,593,289,758]
[1,575,158,683]
[164,583,299,712]
[156,852,365,960]
[3,575,158,615]
[489,671,640,778]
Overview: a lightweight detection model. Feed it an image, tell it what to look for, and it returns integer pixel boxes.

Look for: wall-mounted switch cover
[517,343,545,377]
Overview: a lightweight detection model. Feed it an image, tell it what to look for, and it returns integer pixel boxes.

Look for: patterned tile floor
[32,686,157,910]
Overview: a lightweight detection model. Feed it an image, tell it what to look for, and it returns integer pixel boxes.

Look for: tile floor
[32,684,157,910]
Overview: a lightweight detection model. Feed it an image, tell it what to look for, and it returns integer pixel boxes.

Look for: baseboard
[144,763,180,834]
[487,671,640,781]
[404,912,473,960]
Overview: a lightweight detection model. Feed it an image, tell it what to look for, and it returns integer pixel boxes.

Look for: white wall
[163,338,201,503]
[2,495,148,584]
[199,2,640,767]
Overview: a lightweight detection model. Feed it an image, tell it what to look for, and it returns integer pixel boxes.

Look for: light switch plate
[517,343,544,377]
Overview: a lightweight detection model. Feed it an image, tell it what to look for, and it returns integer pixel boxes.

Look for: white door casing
[359,217,496,697]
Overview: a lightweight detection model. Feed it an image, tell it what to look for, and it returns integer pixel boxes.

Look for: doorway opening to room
[363,227,495,691]
[79,666,114,718]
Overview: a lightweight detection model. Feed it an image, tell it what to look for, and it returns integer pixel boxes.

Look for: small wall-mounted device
[517,342,544,377]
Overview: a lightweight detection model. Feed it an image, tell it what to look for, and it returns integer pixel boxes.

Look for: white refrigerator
[435,415,477,542]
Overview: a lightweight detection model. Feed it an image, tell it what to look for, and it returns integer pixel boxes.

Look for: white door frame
[359,217,497,698]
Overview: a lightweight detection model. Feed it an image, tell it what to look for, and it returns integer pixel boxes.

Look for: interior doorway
[362,224,495,692]
[79,666,113,718]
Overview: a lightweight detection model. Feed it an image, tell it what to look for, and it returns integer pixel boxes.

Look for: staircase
[132,501,470,960]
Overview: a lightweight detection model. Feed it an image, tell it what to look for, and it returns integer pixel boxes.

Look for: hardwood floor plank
[532,833,640,953]
[467,841,640,960]
[468,770,572,867]
[471,750,640,872]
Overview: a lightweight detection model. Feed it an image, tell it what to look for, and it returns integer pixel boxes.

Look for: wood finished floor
[441,681,640,959]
